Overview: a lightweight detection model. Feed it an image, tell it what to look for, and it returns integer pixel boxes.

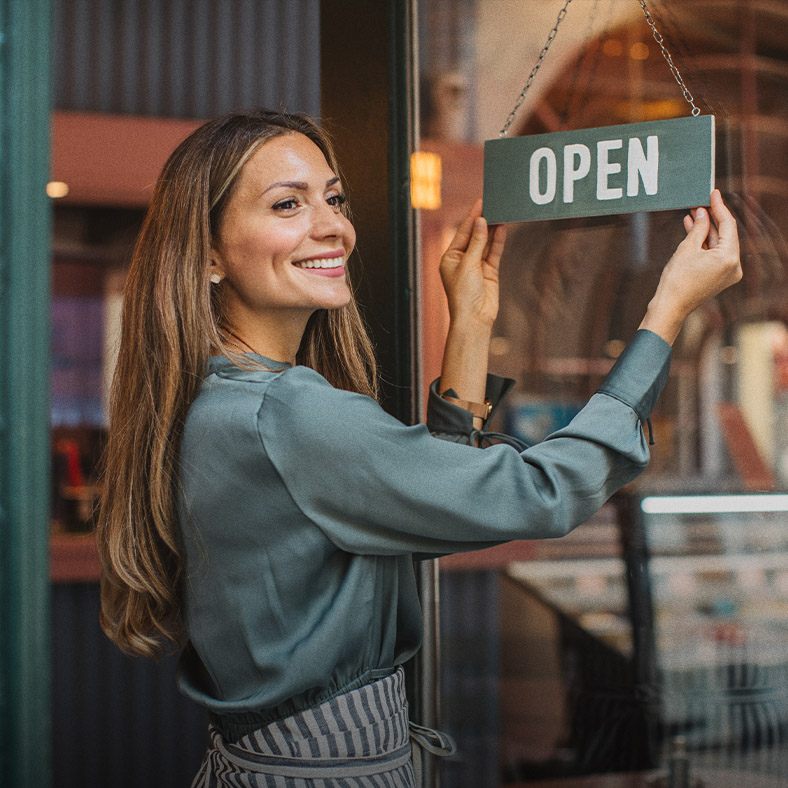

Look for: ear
[209,249,225,284]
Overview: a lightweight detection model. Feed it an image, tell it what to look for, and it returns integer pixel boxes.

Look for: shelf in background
[50,530,100,583]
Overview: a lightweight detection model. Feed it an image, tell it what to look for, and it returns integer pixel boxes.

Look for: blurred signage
[483,115,715,223]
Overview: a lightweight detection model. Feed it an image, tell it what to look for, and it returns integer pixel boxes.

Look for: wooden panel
[439,540,537,570]
[717,402,777,490]
[51,111,202,207]
[50,533,100,583]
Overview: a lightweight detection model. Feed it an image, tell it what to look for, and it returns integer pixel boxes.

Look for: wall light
[641,494,788,515]
[46,181,69,198]
[410,151,442,210]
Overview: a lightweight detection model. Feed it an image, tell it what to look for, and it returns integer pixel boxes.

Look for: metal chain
[561,0,602,125]
[499,0,702,138]
[638,0,701,116]
[499,0,574,137]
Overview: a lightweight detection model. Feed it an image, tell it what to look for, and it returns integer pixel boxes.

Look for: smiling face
[211,132,356,358]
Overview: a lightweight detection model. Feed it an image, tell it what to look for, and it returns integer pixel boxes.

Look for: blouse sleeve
[257,329,671,557]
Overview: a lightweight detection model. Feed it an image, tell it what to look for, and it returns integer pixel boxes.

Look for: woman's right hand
[639,188,742,345]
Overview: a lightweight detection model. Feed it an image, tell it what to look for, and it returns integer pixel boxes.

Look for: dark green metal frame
[0,1,53,786]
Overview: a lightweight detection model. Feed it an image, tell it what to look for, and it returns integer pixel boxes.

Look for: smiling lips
[292,252,346,278]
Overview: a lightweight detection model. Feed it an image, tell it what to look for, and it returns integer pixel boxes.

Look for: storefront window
[50,207,138,536]
[419,1,788,784]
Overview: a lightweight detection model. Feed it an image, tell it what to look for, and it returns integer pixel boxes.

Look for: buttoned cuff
[596,329,672,423]
[427,374,515,437]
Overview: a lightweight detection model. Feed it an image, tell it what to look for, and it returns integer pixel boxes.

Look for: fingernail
[474,217,486,231]
[696,207,706,219]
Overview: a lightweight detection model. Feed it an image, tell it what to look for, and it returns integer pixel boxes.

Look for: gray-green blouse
[176,329,671,738]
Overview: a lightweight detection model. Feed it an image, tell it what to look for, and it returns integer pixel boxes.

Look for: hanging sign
[483,115,715,224]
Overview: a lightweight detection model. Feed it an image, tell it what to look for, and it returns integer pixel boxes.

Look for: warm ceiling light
[46,181,69,198]
[411,151,442,210]
[630,42,650,61]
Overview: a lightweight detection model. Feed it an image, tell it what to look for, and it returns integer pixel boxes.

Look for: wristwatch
[440,393,493,421]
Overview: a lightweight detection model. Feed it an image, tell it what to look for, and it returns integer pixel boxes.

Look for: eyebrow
[262,176,341,196]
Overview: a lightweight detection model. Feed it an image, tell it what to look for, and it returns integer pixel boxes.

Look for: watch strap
[439,393,493,421]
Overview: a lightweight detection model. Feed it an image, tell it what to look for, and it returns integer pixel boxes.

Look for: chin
[319,288,353,311]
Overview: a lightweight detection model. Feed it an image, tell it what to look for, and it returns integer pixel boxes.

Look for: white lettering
[597,139,623,200]
[563,144,591,204]
[627,135,659,196]
[530,147,557,205]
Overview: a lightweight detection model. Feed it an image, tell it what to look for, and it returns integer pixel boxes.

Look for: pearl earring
[210,273,222,285]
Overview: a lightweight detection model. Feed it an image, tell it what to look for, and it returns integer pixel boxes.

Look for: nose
[312,201,352,240]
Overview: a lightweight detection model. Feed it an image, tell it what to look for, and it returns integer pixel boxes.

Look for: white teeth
[294,257,344,269]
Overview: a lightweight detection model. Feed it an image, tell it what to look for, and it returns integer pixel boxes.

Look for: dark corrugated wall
[52,0,320,118]
[52,583,208,788]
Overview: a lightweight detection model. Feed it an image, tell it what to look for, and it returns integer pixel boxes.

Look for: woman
[97,109,741,787]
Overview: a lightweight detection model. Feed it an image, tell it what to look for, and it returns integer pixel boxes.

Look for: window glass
[419,1,788,784]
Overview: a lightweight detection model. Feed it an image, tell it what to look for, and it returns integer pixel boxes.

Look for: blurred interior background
[16,0,788,786]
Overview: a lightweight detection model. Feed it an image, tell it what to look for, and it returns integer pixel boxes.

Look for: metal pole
[416,559,441,787]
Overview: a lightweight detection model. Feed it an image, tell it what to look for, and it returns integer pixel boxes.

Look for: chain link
[638,0,701,116]
[499,0,702,138]
[499,0,574,137]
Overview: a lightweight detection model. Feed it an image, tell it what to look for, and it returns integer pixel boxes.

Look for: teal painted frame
[0,0,53,786]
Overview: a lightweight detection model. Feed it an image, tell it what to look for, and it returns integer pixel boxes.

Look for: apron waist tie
[408,721,457,788]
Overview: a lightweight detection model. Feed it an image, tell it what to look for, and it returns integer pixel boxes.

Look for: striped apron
[191,668,454,788]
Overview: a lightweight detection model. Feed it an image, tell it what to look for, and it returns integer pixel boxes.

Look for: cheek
[232,223,306,266]
[267,225,311,260]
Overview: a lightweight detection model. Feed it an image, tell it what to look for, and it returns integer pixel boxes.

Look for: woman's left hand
[440,198,507,328]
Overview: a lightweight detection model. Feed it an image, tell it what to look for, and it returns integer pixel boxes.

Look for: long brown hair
[97,110,377,658]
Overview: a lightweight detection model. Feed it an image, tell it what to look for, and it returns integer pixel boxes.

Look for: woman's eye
[327,193,347,210]
[273,198,299,211]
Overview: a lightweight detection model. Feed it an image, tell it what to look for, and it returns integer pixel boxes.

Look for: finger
[445,198,483,254]
[691,206,718,249]
[485,225,507,270]
[690,208,713,249]
[462,216,490,265]
[482,219,497,260]
[706,219,720,249]
[683,213,693,235]
[708,189,740,253]
[684,205,712,248]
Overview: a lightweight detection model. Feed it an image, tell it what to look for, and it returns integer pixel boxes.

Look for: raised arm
[437,189,742,426]
[438,198,506,428]
[639,188,742,345]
